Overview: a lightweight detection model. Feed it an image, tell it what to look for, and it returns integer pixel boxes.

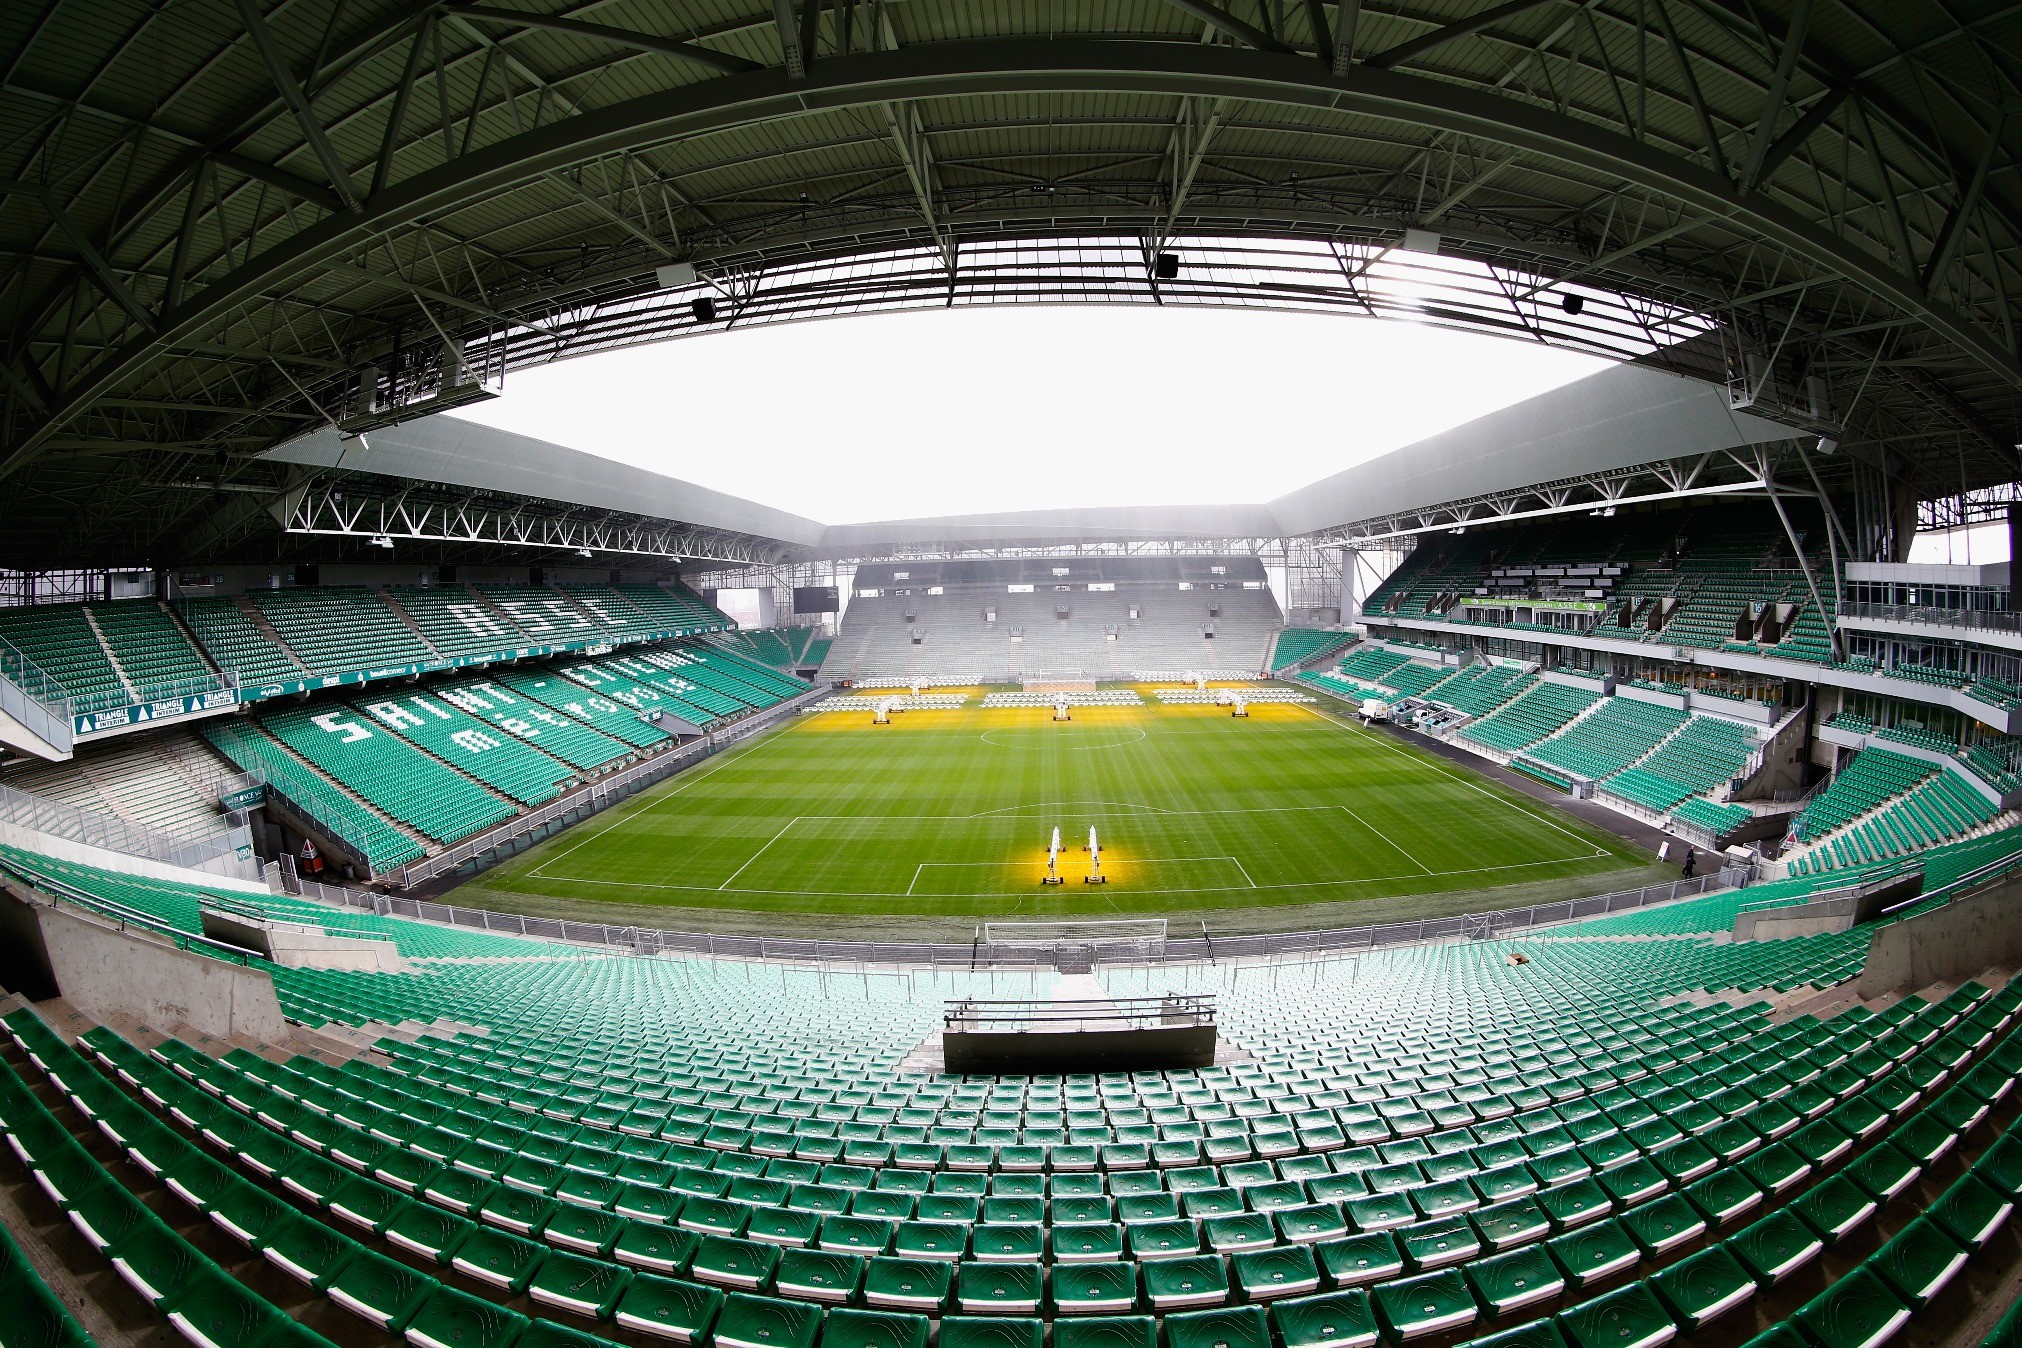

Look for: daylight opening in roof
[453,290,1643,523]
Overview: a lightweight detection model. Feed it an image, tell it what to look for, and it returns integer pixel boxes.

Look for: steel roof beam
[233,0,361,214]
[1364,0,1566,71]
[0,179,154,330]
[446,4,762,76]
[11,37,2021,475]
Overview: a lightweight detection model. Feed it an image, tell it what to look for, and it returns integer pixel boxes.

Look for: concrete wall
[201,911,406,972]
[24,895,289,1043]
[0,887,58,1001]
[1857,874,2022,997]
[0,818,269,896]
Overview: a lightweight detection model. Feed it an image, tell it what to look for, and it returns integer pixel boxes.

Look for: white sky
[450,305,1612,524]
[1908,521,2011,565]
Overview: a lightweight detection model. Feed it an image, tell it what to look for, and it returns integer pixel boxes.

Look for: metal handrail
[947,994,1216,1030]
[0,632,76,713]
[0,778,256,877]
[72,668,240,718]
[282,868,1725,966]
[0,864,264,965]
[1837,601,2020,636]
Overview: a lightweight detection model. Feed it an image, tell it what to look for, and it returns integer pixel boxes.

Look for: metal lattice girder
[3,2,2020,567]
[274,482,796,566]
[1312,453,1786,545]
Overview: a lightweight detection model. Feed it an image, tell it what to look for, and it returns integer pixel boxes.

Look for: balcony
[1837,601,2022,652]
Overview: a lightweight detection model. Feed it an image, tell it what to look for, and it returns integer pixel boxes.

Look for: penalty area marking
[541,796,1609,901]
[525,721,797,879]
[717,817,803,890]
[907,855,1256,896]
[523,850,1602,899]
[1296,702,1610,860]
[978,726,1147,749]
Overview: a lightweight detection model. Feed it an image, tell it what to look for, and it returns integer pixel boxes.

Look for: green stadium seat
[1460,1321,1569,1348]
[529,1249,632,1318]
[1464,1243,1565,1315]
[1556,1282,1677,1348]
[1142,1255,1229,1312]
[1315,1234,1403,1288]
[1050,1262,1139,1314]
[1728,1210,1822,1285]
[404,1285,531,1348]
[1270,1290,1379,1348]
[1371,1269,1477,1339]
[1544,1220,1637,1288]
[1648,1245,1754,1330]
[1230,1244,1321,1301]
[451,1229,550,1295]
[712,1293,820,1348]
[938,1318,1044,1348]
[864,1257,952,1313]
[1792,1269,1910,1348]
[1928,1173,2012,1250]
[614,1275,723,1342]
[326,1248,437,1331]
[1162,1306,1270,1348]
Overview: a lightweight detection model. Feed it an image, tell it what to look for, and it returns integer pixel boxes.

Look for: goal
[1023,670,1096,693]
[981,918,1168,969]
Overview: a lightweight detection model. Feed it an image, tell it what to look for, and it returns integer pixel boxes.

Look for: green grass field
[462,695,1664,933]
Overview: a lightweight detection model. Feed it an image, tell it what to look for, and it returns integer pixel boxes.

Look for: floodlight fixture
[368,534,394,549]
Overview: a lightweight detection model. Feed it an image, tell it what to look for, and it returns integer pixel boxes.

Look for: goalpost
[981,918,1169,967]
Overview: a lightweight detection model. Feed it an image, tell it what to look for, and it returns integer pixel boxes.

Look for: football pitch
[466,695,1662,929]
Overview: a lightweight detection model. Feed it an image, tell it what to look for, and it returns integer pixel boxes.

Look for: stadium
[2,3,2022,1348]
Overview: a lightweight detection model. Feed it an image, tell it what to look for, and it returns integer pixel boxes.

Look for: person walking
[1681,848,1696,879]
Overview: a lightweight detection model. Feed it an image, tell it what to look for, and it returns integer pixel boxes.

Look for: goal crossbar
[983,918,1168,945]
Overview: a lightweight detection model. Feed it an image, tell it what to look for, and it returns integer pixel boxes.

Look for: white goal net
[1023,670,1096,693]
[981,918,1168,966]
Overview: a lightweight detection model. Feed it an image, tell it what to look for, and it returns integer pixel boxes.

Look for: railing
[230,757,404,872]
[1838,601,2020,637]
[0,778,258,879]
[946,994,1215,1031]
[0,633,75,752]
[0,862,264,965]
[393,682,832,886]
[283,868,1723,966]
[72,668,240,719]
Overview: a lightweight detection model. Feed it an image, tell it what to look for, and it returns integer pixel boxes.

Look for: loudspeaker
[1561,293,1584,315]
[691,296,718,323]
[1153,253,1180,280]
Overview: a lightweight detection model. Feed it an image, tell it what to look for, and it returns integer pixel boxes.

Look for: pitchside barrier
[272,868,1782,967]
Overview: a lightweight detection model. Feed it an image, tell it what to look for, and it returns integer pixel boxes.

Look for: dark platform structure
[942,994,1217,1073]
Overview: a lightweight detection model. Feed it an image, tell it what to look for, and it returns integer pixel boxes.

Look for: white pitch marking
[1298,702,1610,858]
[717,817,803,889]
[1334,803,1436,876]
[527,722,792,877]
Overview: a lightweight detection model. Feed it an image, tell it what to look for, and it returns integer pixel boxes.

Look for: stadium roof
[250,359,1799,560]
[2,0,2018,566]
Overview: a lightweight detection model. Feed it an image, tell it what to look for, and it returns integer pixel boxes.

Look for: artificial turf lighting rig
[1042,826,1064,885]
[1085,826,1106,884]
